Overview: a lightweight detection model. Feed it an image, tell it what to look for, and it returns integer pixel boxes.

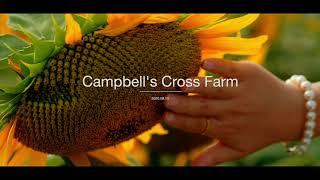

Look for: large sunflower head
[0,13,267,165]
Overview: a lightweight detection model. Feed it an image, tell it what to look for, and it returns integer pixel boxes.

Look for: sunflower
[248,14,280,64]
[0,13,267,166]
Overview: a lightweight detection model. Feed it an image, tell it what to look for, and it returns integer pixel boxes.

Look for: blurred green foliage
[265,14,320,82]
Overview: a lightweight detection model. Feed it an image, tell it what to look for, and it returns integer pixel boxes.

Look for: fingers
[163,111,219,137]
[192,141,244,166]
[165,94,229,116]
[201,58,246,78]
[182,76,239,99]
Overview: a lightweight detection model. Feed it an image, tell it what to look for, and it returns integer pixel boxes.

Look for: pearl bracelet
[285,75,317,155]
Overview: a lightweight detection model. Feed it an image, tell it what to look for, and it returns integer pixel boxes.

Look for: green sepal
[49,14,66,56]
[31,38,55,63]
[20,60,47,78]
[11,46,36,77]
[177,14,191,22]
[72,14,107,35]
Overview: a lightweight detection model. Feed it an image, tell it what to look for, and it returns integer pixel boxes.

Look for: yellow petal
[129,141,149,166]
[88,145,129,165]
[0,14,12,35]
[88,146,129,166]
[200,35,268,55]
[65,14,82,45]
[0,14,28,41]
[174,152,188,166]
[199,49,225,79]
[180,14,225,30]
[8,146,31,166]
[8,58,23,76]
[0,120,17,166]
[28,149,48,166]
[251,15,279,42]
[195,14,260,38]
[197,68,207,77]
[247,15,279,65]
[0,122,13,150]
[68,153,91,166]
[136,124,168,144]
[96,14,150,36]
[143,14,179,24]
[201,50,224,60]
[101,145,129,164]
[248,45,269,64]
[121,139,135,151]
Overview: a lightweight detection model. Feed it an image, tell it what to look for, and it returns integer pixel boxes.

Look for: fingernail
[202,59,216,70]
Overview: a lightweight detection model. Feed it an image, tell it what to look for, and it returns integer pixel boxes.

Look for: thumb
[192,141,244,166]
[201,58,243,78]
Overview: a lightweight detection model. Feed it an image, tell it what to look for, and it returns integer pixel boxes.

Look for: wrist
[279,81,306,142]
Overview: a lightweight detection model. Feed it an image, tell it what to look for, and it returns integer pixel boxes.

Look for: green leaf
[0,68,23,92]
[0,91,17,104]
[0,34,30,60]
[0,59,8,70]
[0,68,33,94]
[8,14,66,64]
[47,155,66,166]
[73,14,107,35]
[0,14,67,130]
[266,155,315,166]
[9,14,64,40]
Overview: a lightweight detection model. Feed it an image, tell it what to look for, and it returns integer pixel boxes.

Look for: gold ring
[200,118,210,135]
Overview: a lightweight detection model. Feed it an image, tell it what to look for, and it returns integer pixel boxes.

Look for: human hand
[163,58,314,166]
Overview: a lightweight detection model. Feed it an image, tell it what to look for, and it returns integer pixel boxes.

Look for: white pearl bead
[306,100,317,111]
[306,112,316,120]
[291,75,299,81]
[301,81,312,90]
[286,79,293,84]
[285,75,317,155]
[306,120,316,129]
[304,129,314,138]
[296,75,306,84]
[304,90,315,100]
